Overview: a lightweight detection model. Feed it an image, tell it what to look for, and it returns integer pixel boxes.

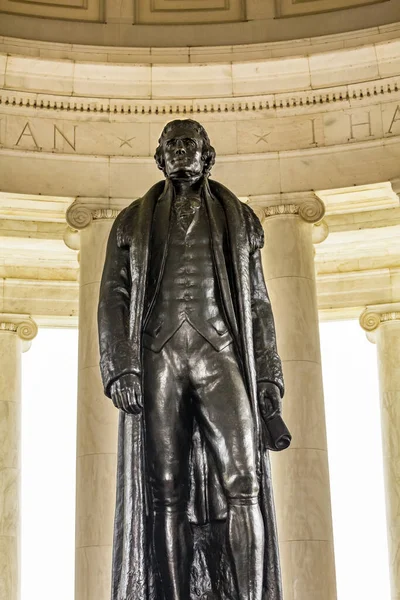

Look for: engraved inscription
[15,122,39,149]
[53,125,77,151]
[2,102,400,157]
[310,118,317,146]
[254,132,272,145]
[118,135,135,148]
[388,106,400,135]
[349,111,372,140]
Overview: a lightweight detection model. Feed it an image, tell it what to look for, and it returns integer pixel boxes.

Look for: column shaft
[261,213,337,600]
[376,320,400,600]
[0,328,21,600]
[74,218,119,600]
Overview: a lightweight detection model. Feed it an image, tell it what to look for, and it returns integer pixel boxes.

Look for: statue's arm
[244,204,284,397]
[249,247,284,397]
[98,208,138,399]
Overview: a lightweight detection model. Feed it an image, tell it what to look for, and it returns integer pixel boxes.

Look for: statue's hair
[154,119,216,177]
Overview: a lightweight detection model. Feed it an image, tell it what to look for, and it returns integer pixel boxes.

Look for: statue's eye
[166,139,175,148]
[185,138,196,148]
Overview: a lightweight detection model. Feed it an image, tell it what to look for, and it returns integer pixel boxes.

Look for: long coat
[98,177,285,600]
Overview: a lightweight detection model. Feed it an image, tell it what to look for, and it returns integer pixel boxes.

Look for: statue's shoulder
[208,179,264,253]
[115,181,166,246]
[241,204,264,252]
[114,199,141,247]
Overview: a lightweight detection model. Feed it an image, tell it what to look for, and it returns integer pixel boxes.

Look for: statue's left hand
[258,382,282,423]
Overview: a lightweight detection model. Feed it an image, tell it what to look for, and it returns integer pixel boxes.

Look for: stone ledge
[2,37,400,100]
[1,23,398,65]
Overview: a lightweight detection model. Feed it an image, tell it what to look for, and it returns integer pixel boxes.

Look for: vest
[143,198,232,352]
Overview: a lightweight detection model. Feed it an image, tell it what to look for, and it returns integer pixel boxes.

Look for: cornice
[1,78,399,116]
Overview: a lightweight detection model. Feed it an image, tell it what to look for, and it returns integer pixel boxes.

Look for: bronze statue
[98,119,291,600]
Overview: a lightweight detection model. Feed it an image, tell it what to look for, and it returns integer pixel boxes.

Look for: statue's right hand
[110,373,143,414]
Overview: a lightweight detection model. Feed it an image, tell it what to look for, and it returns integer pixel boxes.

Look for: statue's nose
[175,141,186,156]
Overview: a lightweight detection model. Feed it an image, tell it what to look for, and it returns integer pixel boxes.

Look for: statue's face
[161,125,205,181]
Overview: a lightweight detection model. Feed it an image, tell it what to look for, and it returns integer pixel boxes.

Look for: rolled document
[263,413,292,451]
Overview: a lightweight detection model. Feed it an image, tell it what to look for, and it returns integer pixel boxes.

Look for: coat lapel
[207,178,258,409]
[142,180,174,323]
[203,184,240,345]
[128,180,167,346]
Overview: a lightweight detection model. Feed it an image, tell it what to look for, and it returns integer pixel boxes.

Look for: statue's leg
[188,338,264,600]
[143,332,193,600]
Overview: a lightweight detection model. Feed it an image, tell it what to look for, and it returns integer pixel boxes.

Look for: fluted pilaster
[252,193,336,600]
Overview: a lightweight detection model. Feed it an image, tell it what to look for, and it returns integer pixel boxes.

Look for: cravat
[173,197,201,233]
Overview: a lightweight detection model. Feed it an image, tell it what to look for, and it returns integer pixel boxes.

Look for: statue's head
[154,119,216,181]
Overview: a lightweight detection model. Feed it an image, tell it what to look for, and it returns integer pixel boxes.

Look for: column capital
[390,177,400,198]
[249,191,326,225]
[0,314,38,351]
[66,199,121,231]
[359,303,400,342]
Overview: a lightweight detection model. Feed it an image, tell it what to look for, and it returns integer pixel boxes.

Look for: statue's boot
[227,500,265,600]
[153,507,193,600]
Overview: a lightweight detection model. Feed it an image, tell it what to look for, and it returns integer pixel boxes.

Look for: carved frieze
[2,97,400,157]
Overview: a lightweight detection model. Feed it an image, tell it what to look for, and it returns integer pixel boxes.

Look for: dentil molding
[1,79,399,116]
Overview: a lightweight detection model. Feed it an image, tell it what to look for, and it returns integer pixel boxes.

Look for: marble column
[360,303,400,600]
[66,202,120,600]
[253,195,337,600]
[0,315,37,600]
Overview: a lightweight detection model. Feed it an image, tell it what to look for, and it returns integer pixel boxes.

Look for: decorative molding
[151,0,229,12]
[93,209,120,221]
[277,0,385,18]
[0,0,103,21]
[66,202,120,230]
[0,314,38,350]
[299,196,325,223]
[0,322,17,333]
[1,79,400,116]
[359,310,382,332]
[381,311,400,323]
[264,204,299,219]
[360,303,400,341]
[12,0,87,8]
[136,0,243,24]
[260,194,325,224]
[66,203,93,230]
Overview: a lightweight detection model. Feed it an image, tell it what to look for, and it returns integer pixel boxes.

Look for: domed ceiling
[0,0,387,22]
[0,0,399,47]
